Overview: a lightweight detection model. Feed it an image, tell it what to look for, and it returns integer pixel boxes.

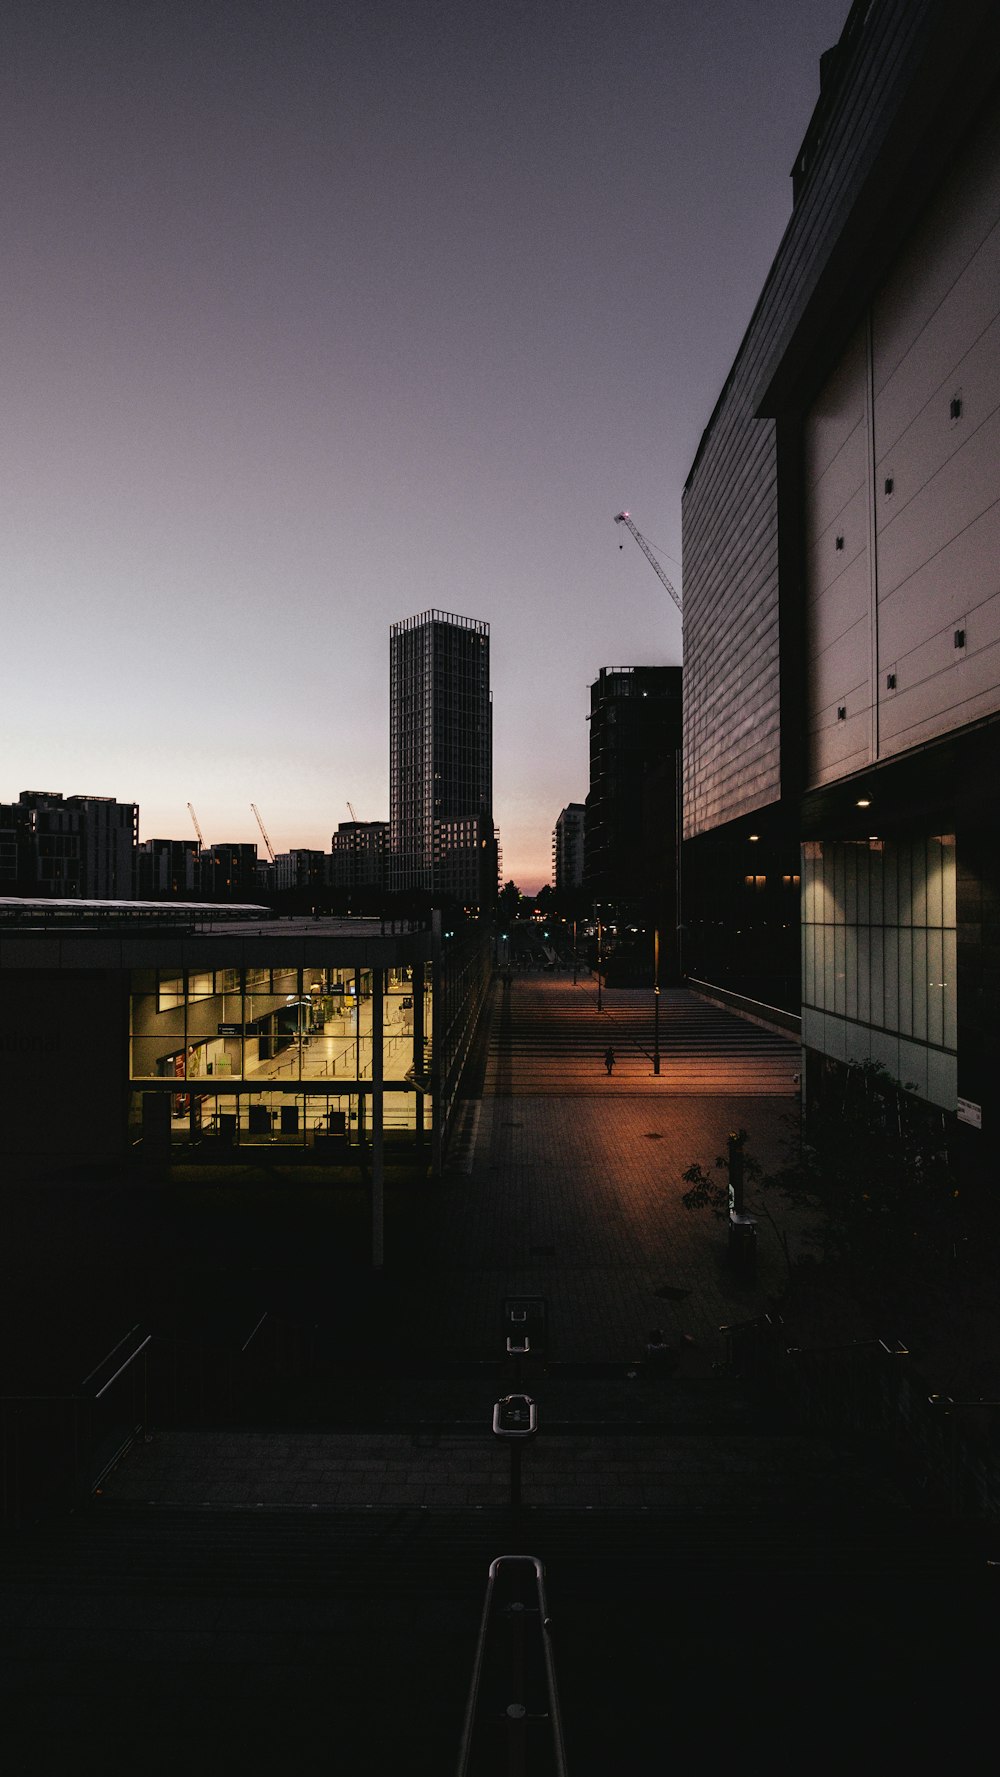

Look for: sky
[2,0,850,892]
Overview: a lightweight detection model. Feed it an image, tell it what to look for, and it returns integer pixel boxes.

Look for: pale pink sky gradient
[1,0,849,894]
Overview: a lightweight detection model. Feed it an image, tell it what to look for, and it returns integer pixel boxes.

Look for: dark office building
[584,667,682,980]
[274,849,331,896]
[137,838,202,900]
[9,791,138,898]
[0,804,23,887]
[681,0,1000,1168]
[330,821,388,896]
[203,843,260,902]
[389,609,493,909]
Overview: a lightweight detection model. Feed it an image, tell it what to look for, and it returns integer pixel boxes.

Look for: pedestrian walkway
[4,972,993,1777]
[97,1394,910,1511]
[489,976,800,1095]
[409,976,811,1370]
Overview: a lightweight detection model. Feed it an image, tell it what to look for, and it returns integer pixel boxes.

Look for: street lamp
[596,913,603,1012]
[653,927,660,1075]
[572,917,578,986]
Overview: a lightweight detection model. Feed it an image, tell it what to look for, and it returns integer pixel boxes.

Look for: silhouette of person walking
[604,1045,616,1075]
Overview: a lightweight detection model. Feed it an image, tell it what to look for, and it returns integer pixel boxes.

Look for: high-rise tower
[584,666,682,977]
[389,609,492,907]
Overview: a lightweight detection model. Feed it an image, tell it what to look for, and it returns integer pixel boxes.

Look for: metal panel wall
[803,322,873,785]
[682,0,1000,838]
[801,94,1000,779]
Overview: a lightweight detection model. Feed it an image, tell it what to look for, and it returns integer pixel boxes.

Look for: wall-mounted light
[856,798,871,808]
[748,833,759,842]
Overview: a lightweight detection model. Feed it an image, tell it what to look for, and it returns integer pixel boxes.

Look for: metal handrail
[90,1335,152,1400]
[240,1311,270,1356]
[80,1324,150,1392]
[456,1555,568,1777]
[784,1336,908,1358]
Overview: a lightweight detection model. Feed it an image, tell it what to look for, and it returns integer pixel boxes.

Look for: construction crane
[187,803,205,849]
[347,802,359,822]
[614,511,682,614]
[251,803,276,864]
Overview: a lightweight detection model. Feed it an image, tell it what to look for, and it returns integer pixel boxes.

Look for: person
[604,1045,616,1075]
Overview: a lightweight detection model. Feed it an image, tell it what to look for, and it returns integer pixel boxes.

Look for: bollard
[493,1394,538,1512]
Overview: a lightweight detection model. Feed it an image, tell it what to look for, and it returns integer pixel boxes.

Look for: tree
[497,880,522,927]
[680,1062,965,1291]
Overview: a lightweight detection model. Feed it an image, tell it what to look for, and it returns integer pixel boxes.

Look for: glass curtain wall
[130,963,432,1152]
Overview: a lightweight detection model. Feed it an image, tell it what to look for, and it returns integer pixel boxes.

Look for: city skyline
[2,0,849,891]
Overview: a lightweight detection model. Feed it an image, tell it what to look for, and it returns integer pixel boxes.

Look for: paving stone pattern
[4,975,992,1775]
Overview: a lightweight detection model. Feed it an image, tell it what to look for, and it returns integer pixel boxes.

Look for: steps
[4,1492,991,1775]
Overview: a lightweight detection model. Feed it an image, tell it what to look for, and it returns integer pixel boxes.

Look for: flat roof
[0,898,272,927]
[0,902,437,969]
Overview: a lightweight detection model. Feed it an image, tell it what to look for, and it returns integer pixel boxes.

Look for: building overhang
[799,715,1000,842]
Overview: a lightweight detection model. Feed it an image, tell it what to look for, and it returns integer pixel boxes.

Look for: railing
[2,1323,151,1525]
[922,1393,1000,1521]
[684,975,801,1038]
[722,1312,1000,1520]
[719,1311,787,1384]
[1,1311,306,1524]
[80,1325,152,1490]
[780,1334,911,1441]
[456,1555,568,1777]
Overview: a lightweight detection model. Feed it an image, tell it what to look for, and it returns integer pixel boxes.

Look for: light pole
[572,917,578,986]
[653,927,661,1075]
[596,914,603,1013]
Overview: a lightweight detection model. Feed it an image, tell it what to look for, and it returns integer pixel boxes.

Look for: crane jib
[614,510,682,614]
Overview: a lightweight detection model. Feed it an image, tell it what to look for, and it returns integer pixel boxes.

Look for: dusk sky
[3,0,848,892]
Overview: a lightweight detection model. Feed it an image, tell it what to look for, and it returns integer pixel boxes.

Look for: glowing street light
[653,927,661,1076]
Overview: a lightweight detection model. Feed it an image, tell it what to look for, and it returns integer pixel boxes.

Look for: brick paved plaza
[3,974,992,1775]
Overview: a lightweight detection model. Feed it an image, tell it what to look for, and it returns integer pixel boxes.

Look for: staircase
[4,1359,993,1775]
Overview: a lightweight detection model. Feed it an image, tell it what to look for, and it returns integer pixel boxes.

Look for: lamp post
[572,917,578,986]
[596,914,603,1013]
[653,926,660,1075]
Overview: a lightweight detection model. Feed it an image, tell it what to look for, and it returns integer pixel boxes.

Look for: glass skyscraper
[389,609,492,907]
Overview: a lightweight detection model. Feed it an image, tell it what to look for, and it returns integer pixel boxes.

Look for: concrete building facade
[552,803,585,894]
[4,792,138,899]
[137,838,202,900]
[330,821,388,897]
[681,0,1000,1166]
